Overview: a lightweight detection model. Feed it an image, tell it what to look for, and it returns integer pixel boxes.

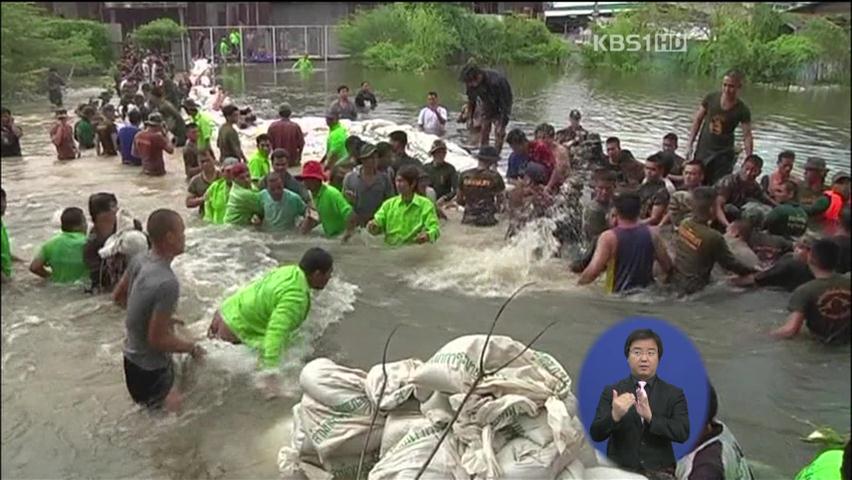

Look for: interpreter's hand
[611,389,636,422]
[415,232,430,244]
[635,388,652,423]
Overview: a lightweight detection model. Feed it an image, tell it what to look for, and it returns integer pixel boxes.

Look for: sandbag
[582,467,649,479]
[299,358,368,409]
[380,410,433,457]
[298,393,383,463]
[278,446,379,480]
[421,391,454,426]
[365,359,423,411]
[368,423,467,480]
[412,335,572,400]
[555,459,585,479]
[494,438,571,480]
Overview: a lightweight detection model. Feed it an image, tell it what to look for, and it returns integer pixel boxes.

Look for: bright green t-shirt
[1,221,11,278]
[294,57,314,73]
[326,123,349,166]
[203,178,231,225]
[247,149,270,184]
[795,449,842,480]
[224,183,262,226]
[372,194,440,246]
[37,231,89,283]
[314,183,352,237]
[220,265,311,369]
[192,111,216,151]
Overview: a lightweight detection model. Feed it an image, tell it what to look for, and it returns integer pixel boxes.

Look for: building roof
[545,2,637,18]
[104,2,187,9]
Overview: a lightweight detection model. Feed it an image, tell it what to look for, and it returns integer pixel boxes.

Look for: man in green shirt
[1,188,12,282]
[247,134,272,186]
[74,106,97,150]
[29,207,89,283]
[322,113,349,169]
[764,180,808,238]
[772,238,850,345]
[671,186,755,295]
[204,157,240,224]
[208,247,333,397]
[183,99,216,161]
[296,161,353,237]
[218,105,245,162]
[224,163,262,226]
[368,165,440,246]
[150,90,187,147]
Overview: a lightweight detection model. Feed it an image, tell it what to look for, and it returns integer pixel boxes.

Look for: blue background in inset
[577,316,710,460]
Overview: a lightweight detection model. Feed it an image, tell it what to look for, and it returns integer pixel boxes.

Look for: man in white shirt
[417,91,448,136]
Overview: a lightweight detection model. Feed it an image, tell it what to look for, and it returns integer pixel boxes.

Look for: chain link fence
[175,25,346,70]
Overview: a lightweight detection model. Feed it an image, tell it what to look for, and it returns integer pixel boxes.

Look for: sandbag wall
[278,335,648,480]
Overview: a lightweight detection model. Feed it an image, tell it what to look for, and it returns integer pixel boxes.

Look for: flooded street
[1,61,849,479]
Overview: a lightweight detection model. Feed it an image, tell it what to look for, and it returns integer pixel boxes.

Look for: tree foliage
[581,2,850,86]
[1,2,111,98]
[131,18,186,53]
[339,3,568,72]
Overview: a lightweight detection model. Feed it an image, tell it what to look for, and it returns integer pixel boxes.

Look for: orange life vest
[823,190,844,221]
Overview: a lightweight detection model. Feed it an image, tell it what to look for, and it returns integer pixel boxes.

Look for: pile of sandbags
[279,335,646,480]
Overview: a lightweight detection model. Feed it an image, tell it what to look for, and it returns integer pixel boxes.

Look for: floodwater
[1,61,849,479]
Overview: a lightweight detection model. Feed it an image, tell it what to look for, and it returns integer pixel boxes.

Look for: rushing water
[1,62,850,479]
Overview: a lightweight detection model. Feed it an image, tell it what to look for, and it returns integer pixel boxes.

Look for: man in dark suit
[590,328,690,478]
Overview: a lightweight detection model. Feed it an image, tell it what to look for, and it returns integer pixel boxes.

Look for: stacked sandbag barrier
[278,335,648,480]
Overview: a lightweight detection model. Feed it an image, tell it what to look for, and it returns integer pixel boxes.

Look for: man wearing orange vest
[807,172,850,224]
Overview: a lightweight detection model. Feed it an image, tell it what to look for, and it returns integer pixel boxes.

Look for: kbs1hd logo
[591,33,687,53]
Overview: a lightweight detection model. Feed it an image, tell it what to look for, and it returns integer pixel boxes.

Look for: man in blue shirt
[117,110,142,166]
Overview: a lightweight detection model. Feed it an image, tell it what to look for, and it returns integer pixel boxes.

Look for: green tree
[1,2,104,98]
[131,18,186,53]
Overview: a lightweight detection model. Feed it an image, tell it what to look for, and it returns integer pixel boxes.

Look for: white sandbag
[494,438,570,480]
[368,423,467,480]
[412,335,572,400]
[556,459,585,479]
[380,410,433,457]
[420,391,455,426]
[298,393,383,463]
[99,209,147,259]
[365,359,423,411]
[543,396,598,467]
[290,404,320,461]
[582,467,649,479]
[299,358,368,409]
[277,446,379,480]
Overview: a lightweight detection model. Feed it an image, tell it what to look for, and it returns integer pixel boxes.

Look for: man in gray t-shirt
[113,209,203,411]
[123,252,180,370]
[342,143,394,228]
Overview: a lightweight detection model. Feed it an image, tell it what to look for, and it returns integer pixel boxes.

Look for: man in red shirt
[267,104,304,167]
[50,109,78,161]
[133,113,174,176]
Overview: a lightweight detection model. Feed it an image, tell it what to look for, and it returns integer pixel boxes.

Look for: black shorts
[123,356,175,409]
[48,89,63,107]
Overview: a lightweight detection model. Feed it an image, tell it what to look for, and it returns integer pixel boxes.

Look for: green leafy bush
[131,18,186,53]
[339,3,568,71]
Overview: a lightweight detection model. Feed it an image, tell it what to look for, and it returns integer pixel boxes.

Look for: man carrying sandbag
[207,247,334,396]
